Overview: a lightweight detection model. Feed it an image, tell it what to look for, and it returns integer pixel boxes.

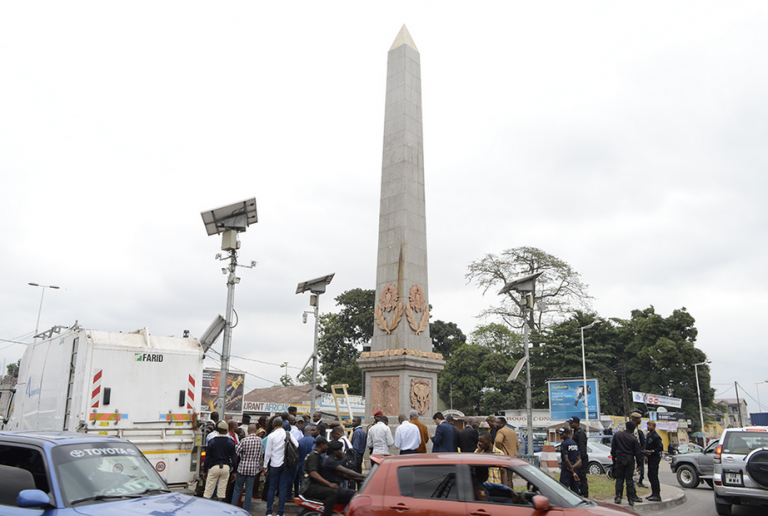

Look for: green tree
[297,366,324,386]
[280,374,294,387]
[438,344,490,414]
[317,289,374,395]
[430,320,466,359]
[466,246,592,331]
[6,360,19,378]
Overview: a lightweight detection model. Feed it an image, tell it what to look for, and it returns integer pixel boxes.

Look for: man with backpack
[264,416,300,516]
[330,426,357,488]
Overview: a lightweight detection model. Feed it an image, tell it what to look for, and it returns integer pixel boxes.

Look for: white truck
[5,324,206,489]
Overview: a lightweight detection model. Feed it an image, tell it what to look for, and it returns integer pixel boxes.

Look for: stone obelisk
[359,26,445,428]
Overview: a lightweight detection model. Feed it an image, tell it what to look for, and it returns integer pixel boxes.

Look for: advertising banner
[202,369,245,414]
[649,411,685,422]
[548,379,600,420]
[632,391,682,409]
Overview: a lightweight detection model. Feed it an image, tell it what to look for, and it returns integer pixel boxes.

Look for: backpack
[284,430,300,469]
[340,437,356,470]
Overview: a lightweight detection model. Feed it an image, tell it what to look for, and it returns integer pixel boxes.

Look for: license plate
[724,472,743,486]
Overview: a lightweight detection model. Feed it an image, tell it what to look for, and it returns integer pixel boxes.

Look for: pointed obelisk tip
[390,24,419,52]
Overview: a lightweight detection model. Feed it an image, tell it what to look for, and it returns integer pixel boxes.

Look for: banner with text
[548,379,600,420]
[632,391,682,409]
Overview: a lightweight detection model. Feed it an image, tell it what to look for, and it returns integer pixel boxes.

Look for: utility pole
[734,382,744,427]
[217,249,237,420]
[620,360,631,416]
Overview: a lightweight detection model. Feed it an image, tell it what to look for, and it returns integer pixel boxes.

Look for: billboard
[632,391,682,409]
[202,369,245,414]
[548,379,600,420]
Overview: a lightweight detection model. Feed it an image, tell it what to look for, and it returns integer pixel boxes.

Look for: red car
[346,453,636,516]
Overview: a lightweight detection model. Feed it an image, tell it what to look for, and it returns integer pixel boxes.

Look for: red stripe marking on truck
[187,403,193,409]
[92,400,99,408]
[188,388,194,401]
[188,374,195,387]
[92,386,101,398]
[93,370,102,382]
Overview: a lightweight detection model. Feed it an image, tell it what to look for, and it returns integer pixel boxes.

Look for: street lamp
[757,380,768,412]
[296,274,335,415]
[579,319,602,432]
[694,360,711,437]
[499,271,543,456]
[28,283,60,341]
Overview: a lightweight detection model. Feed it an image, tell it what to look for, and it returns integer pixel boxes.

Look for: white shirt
[395,420,421,452]
[290,425,303,442]
[366,421,394,455]
[264,427,299,468]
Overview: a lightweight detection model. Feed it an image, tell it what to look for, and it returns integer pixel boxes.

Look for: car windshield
[51,441,167,506]
[511,463,585,508]
[722,430,768,455]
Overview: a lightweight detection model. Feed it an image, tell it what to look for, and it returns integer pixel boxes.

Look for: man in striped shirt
[474,432,508,485]
[231,424,264,511]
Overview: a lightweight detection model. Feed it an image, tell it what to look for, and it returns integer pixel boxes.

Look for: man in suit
[445,414,460,452]
[459,417,479,453]
[430,412,454,452]
[494,417,519,457]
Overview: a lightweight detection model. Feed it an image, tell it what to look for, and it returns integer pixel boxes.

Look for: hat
[328,440,343,451]
[217,421,229,431]
[567,416,580,424]
[630,412,642,418]
[373,411,383,416]
[315,436,328,446]
[557,427,566,435]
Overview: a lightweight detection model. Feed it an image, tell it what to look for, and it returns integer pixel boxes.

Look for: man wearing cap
[558,427,581,494]
[203,421,237,501]
[568,416,589,497]
[367,414,394,455]
[611,421,643,506]
[366,411,383,454]
[630,412,648,488]
[643,421,664,501]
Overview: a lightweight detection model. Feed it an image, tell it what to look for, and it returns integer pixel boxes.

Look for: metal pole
[580,327,589,429]
[34,288,46,342]
[695,363,705,434]
[310,296,320,415]
[734,382,743,427]
[523,302,533,456]
[217,250,237,420]
[758,383,763,412]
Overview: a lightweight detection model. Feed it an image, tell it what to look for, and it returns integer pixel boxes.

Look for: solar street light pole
[693,360,710,436]
[217,249,238,420]
[28,283,60,342]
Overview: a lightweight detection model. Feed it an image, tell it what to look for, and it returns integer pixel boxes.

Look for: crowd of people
[199,408,524,514]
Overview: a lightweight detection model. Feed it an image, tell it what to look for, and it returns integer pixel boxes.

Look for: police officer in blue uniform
[558,427,582,495]
[643,421,664,501]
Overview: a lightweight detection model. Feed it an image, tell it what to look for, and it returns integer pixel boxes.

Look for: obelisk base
[358,351,445,428]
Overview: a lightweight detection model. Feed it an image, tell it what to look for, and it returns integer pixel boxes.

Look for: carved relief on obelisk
[370,376,400,415]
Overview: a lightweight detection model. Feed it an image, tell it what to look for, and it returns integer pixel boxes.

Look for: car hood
[580,500,638,515]
[74,493,249,516]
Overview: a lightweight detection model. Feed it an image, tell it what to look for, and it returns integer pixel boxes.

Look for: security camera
[303,313,308,324]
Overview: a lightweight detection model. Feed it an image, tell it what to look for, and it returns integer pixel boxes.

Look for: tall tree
[297,366,324,386]
[6,360,19,378]
[431,320,467,359]
[438,344,490,414]
[316,289,375,395]
[466,246,592,331]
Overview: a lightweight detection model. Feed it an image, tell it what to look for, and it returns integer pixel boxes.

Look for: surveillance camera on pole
[499,271,543,456]
[200,198,257,420]
[296,273,335,414]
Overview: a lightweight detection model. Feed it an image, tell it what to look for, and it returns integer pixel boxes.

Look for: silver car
[713,426,768,516]
[535,442,613,475]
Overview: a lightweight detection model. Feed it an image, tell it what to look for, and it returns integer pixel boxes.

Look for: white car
[535,442,613,475]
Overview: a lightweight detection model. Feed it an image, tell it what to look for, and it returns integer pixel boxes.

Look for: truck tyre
[746,450,768,488]
[588,461,604,475]
[676,465,699,489]
[714,495,732,516]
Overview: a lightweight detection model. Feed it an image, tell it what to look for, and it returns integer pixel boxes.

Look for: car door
[0,442,56,515]
[383,464,467,516]
[698,440,719,475]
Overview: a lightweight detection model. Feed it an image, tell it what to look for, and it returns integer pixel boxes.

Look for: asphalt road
[652,464,765,516]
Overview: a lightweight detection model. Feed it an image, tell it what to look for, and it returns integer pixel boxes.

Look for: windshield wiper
[71,494,142,505]
[136,488,172,495]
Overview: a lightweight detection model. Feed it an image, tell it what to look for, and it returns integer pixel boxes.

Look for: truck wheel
[588,461,604,475]
[714,496,732,516]
[676,465,699,489]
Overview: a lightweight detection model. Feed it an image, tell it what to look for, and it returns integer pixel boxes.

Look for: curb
[632,490,687,512]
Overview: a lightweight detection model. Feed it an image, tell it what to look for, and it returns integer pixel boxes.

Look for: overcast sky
[2,2,767,413]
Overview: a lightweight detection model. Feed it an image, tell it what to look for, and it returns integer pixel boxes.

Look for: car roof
[0,431,124,448]
[370,453,531,467]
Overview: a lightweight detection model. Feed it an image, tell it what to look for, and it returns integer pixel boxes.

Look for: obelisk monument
[359,26,445,428]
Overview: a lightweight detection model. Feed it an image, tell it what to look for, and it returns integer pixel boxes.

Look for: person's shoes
[630,496,643,503]
[628,498,634,506]
[646,495,662,502]
[637,482,648,488]
[614,496,622,504]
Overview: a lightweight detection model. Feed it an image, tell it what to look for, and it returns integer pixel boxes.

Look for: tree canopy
[430,320,467,359]
[466,246,592,331]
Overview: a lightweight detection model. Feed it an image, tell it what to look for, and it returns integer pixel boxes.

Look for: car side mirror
[17,489,53,508]
[532,495,550,511]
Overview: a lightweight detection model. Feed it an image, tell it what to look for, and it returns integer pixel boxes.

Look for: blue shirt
[351,425,367,456]
[297,434,316,469]
[560,437,579,470]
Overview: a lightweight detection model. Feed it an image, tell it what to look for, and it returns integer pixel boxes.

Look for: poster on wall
[548,379,600,420]
[202,369,245,414]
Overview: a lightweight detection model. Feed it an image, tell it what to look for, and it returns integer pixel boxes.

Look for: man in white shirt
[395,413,422,455]
[367,415,394,455]
[263,417,299,516]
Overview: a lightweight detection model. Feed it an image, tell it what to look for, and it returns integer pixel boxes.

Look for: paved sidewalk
[592,483,686,512]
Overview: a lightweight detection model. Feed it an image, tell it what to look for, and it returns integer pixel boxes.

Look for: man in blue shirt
[294,424,316,497]
[643,421,664,502]
[430,412,454,452]
[558,427,582,495]
[350,417,367,489]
